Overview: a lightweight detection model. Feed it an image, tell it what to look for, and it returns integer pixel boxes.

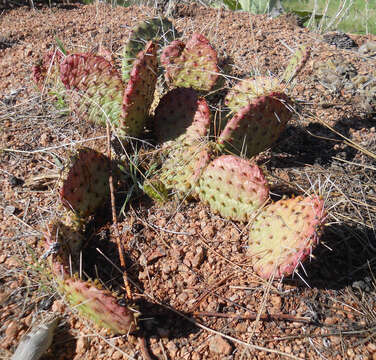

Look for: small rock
[209,335,232,355]
[40,133,50,147]
[0,254,6,263]
[112,350,123,360]
[76,336,89,353]
[177,292,188,303]
[4,205,16,216]
[166,341,178,357]
[192,247,205,268]
[347,347,355,357]
[367,343,376,353]
[324,317,337,326]
[52,300,66,313]
[5,320,19,339]
[270,295,281,313]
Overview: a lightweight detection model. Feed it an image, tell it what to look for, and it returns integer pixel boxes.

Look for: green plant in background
[220,0,278,13]
[282,0,375,35]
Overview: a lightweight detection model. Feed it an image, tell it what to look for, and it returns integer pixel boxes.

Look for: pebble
[166,341,178,357]
[6,320,19,339]
[76,336,89,353]
[112,350,123,360]
[209,335,232,355]
[367,343,376,353]
[52,300,66,313]
[192,247,205,268]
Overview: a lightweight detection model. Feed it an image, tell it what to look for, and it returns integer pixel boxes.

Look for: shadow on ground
[293,222,376,290]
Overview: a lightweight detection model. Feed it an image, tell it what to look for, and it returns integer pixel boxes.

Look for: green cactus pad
[60,53,124,128]
[282,45,310,83]
[218,93,292,158]
[153,88,211,144]
[121,17,177,82]
[60,148,111,219]
[224,76,284,114]
[248,195,326,279]
[160,141,212,198]
[198,155,269,221]
[143,178,169,203]
[121,41,158,138]
[61,277,138,335]
[162,33,219,91]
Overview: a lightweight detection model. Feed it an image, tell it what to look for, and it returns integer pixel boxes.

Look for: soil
[1,2,376,360]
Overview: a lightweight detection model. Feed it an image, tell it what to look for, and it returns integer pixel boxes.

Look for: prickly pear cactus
[218,93,292,157]
[121,17,177,82]
[224,76,284,114]
[153,87,211,144]
[60,148,112,219]
[161,33,219,91]
[60,53,124,128]
[121,41,158,138]
[42,150,138,335]
[61,277,138,335]
[248,195,326,279]
[198,155,269,221]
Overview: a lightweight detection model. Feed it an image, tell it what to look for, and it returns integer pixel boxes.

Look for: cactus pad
[282,45,311,83]
[160,142,212,198]
[143,179,169,203]
[225,76,284,114]
[153,88,211,144]
[248,195,326,279]
[60,53,124,128]
[61,277,138,335]
[60,148,111,218]
[198,155,269,221]
[42,219,85,279]
[218,93,292,157]
[121,17,177,82]
[160,39,185,67]
[162,33,219,91]
[32,49,65,91]
[121,41,158,138]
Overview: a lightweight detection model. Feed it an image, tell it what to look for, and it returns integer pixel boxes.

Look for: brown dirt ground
[1,2,376,359]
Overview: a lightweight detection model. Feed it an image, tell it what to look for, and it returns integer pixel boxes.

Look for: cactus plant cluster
[34,17,327,335]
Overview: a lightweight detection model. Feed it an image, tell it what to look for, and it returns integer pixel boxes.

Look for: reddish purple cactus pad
[60,53,124,128]
[60,148,111,218]
[198,155,269,221]
[153,88,211,144]
[122,41,158,137]
[61,278,138,335]
[162,33,219,91]
[248,195,326,279]
[218,93,292,157]
[160,39,185,67]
